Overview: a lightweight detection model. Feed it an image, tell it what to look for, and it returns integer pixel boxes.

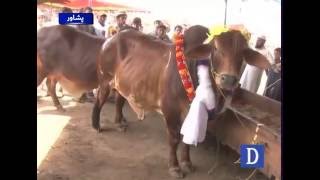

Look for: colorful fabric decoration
[173,34,196,102]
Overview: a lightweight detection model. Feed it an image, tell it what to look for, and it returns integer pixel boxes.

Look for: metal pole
[224,0,228,26]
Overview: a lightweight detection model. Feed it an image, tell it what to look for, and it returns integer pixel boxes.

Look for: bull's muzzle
[219,74,238,91]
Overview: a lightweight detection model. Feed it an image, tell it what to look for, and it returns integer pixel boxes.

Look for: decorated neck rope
[173,33,196,102]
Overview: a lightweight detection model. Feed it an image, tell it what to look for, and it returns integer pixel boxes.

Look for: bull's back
[37,25,105,89]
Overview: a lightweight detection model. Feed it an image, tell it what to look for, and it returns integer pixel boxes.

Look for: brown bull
[37,25,105,111]
[92,25,271,178]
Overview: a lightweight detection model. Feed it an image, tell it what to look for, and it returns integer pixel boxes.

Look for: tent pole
[224,0,228,27]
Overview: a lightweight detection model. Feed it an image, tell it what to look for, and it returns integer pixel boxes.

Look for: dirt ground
[37,92,269,180]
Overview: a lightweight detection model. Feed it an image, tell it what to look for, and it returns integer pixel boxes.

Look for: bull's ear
[242,48,271,69]
[183,25,212,60]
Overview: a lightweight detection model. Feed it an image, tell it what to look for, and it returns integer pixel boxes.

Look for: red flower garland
[173,34,196,102]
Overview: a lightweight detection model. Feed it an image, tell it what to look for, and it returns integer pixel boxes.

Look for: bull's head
[183,25,271,92]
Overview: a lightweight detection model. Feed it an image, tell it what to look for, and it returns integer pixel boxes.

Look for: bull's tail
[37,53,48,87]
[92,102,101,131]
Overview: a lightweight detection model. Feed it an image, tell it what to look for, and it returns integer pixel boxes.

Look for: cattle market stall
[207,88,281,179]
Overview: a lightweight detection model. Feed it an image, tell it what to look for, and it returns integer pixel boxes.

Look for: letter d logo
[240,144,264,168]
[246,148,259,164]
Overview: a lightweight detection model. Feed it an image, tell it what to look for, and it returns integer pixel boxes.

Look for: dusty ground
[37,92,268,180]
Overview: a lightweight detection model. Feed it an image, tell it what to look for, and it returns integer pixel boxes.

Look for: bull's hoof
[116,123,128,132]
[56,106,66,112]
[169,167,184,179]
[117,126,127,132]
[181,162,195,173]
[121,117,128,127]
[92,122,100,132]
[92,119,100,132]
[138,111,145,121]
[93,125,101,133]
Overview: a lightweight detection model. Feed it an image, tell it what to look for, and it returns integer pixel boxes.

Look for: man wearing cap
[240,35,273,93]
[94,13,107,37]
[115,12,131,32]
[152,24,171,43]
[264,47,281,101]
[254,35,273,64]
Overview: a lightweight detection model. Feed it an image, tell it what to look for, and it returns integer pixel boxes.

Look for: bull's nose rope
[173,34,196,102]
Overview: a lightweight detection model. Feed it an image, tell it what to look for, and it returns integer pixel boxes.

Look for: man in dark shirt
[152,24,171,43]
[264,48,281,101]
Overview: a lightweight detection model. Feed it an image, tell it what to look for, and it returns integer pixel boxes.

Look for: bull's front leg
[162,110,184,178]
[180,143,195,173]
[166,119,184,178]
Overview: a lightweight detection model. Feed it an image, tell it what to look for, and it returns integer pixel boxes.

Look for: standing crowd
[240,35,281,101]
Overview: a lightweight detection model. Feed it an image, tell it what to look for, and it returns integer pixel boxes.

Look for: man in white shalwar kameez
[94,14,108,37]
[180,59,216,146]
[240,35,273,93]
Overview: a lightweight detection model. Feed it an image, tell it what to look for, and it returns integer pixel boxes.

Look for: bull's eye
[221,76,225,81]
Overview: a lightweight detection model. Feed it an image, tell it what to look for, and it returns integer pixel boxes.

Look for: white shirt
[240,46,273,94]
[94,21,108,37]
[180,65,216,146]
[256,47,274,64]
[256,47,274,95]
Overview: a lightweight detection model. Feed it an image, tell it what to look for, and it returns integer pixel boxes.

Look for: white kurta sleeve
[180,65,216,146]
